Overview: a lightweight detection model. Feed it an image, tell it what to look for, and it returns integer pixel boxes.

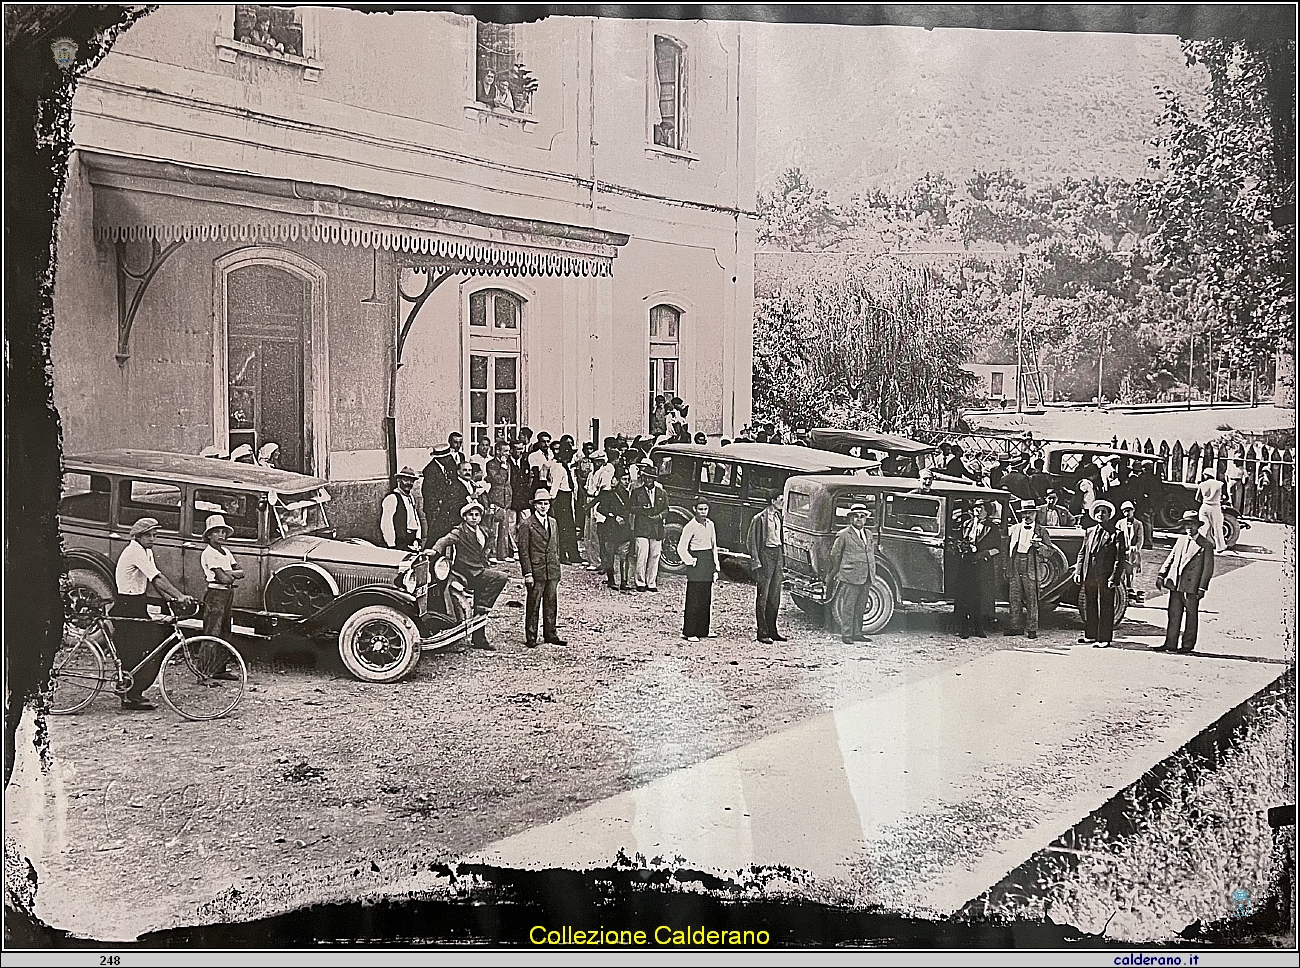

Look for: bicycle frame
[79,615,188,690]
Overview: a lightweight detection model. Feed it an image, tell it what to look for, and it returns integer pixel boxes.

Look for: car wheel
[1075,583,1129,626]
[659,522,688,575]
[65,567,114,613]
[1153,501,1185,531]
[1033,544,1070,594]
[337,605,422,683]
[1222,513,1241,549]
[791,594,826,620]
[861,575,896,635]
[265,567,335,617]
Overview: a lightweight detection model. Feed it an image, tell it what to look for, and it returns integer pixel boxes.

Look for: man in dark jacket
[746,488,787,644]
[943,444,976,482]
[1155,510,1216,653]
[431,501,507,649]
[1029,458,1053,502]
[599,471,636,591]
[1074,499,1127,646]
[421,443,459,547]
[632,468,668,592]
[517,487,565,647]
[1002,459,1033,501]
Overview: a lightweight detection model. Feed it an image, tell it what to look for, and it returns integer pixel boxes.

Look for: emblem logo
[50,37,79,70]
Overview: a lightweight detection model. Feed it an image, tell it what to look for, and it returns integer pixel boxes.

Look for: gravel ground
[9,542,1248,939]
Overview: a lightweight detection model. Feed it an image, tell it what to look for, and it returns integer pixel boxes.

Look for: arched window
[468,289,523,446]
[649,304,681,423]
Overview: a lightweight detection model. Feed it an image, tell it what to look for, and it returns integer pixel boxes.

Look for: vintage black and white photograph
[4,3,1297,956]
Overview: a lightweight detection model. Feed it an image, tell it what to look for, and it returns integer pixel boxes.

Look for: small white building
[963,363,1021,408]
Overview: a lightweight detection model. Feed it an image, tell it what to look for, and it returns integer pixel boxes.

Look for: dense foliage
[754,38,1295,424]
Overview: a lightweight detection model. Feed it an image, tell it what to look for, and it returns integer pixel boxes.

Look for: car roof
[789,473,1013,501]
[651,442,879,472]
[1042,444,1159,461]
[809,428,936,454]
[64,449,328,491]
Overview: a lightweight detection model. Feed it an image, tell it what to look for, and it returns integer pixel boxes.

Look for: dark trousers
[554,491,580,562]
[953,562,984,637]
[833,580,869,639]
[1140,510,1155,549]
[1164,590,1201,650]
[202,585,234,638]
[464,568,509,614]
[1007,553,1038,634]
[755,548,783,638]
[683,580,714,637]
[1082,580,1117,643]
[525,578,559,644]
[109,594,167,701]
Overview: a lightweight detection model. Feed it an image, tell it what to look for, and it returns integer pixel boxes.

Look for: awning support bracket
[396,269,455,366]
[115,237,186,364]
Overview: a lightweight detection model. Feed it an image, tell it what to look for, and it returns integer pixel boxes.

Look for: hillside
[754,24,1208,197]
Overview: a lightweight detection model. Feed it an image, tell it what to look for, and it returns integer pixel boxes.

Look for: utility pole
[1096,318,1107,409]
[1188,328,1196,410]
[1016,256,1026,414]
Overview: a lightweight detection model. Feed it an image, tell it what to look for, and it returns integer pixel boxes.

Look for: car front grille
[329,566,398,594]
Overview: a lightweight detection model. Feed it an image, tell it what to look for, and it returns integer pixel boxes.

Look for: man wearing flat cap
[1004,499,1044,638]
[518,488,566,647]
[380,466,423,551]
[111,517,196,710]
[824,503,877,644]
[1074,499,1127,647]
[1155,510,1215,653]
[432,501,508,649]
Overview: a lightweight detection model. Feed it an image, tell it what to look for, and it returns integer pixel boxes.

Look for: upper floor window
[470,289,521,331]
[652,36,686,149]
[650,304,680,343]
[475,21,537,114]
[234,5,304,58]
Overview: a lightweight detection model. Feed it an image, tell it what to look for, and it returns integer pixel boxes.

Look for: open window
[475,20,537,114]
[60,472,112,523]
[191,489,261,541]
[883,493,942,536]
[119,480,182,532]
[652,36,686,150]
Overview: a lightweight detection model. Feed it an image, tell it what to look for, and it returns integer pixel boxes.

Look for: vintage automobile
[649,442,880,575]
[781,473,1125,635]
[59,450,480,683]
[1038,444,1246,548]
[807,427,936,475]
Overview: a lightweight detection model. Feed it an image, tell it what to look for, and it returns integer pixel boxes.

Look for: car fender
[293,585,420,636]
[63,548,115,584]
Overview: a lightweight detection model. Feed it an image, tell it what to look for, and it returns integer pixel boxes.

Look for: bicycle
[49,599,247,721]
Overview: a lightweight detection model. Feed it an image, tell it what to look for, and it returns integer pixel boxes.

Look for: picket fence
[921,430,1295,524]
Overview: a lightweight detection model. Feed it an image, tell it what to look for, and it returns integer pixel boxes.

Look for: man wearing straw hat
[824,503,877,645]
[1155,510,1216,654]
[432,500,508,650]
[111,517,196,710]
[380,466,423,552]
[518,487,566,648]
[1073,499,1127,647]
[1004,499,1045,639]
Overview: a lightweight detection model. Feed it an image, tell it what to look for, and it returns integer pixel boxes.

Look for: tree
[756,167,849,251]
[1146,39,1296,400]
[753,262,976,432]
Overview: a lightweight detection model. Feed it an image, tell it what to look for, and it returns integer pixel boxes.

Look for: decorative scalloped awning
[84,152,628,278]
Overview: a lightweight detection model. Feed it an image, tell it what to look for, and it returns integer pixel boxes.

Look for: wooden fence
[921,430,1295,524]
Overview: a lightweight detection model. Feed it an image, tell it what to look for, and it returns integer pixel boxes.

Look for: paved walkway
[460,525,1293,916]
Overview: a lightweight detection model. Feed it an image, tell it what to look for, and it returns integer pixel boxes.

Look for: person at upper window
[650,395,668,438]
[478,68,497,104]
[245,9,286,54]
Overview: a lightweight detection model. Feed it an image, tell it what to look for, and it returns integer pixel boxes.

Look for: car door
[879,492,946,597]
[116,477,186,594]
[188,486,267,610]
[697,460,748,554]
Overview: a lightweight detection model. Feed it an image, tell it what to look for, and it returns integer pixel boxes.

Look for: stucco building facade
[53,6,756,535]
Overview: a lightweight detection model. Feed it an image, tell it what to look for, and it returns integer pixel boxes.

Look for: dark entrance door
[227,265,308,473]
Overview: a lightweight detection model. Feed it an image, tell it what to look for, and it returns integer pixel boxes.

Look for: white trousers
[635,537,663,589]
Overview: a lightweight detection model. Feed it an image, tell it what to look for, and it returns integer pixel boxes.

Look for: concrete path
[461,525,1293,916]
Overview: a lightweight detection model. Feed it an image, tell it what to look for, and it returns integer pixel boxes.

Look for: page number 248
[101,958,122,966]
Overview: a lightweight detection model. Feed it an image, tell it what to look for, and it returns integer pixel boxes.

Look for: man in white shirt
[1156,510,1216,653]
[111,517,194,710]
[677,500,721,640]
[379,466,423,551]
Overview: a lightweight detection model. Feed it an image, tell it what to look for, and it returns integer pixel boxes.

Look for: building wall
[53,7,756,539]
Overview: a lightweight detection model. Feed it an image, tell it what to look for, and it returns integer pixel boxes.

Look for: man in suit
[508,438,532,550]
[746,488,788,645]
[421,443,458,547]
[379,465,423,551]
[1004,499,1045,639]
[943,445,976,482]
[632,467,668,592]
[824,503,877,645]
[431,501,507,650]
[517,487,565,648]
[1074,499,1127,647]
[1037,489,1075,527]
[1155,510,1215,653]
[599,471,636,591]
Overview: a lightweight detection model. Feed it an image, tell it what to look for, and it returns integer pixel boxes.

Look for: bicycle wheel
[49,631,107,714]
[158,636,247,721]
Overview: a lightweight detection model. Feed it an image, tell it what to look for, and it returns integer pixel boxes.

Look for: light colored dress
[1196,477,1227,552]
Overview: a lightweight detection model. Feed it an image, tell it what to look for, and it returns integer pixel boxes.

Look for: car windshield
[272,491,331,538]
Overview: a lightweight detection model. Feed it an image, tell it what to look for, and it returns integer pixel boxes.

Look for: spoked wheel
[48,631,107,714]
[264,569,335,617]
[337,606,421,683]
[658,522,688,575]
[861,575,897,635]
[158,636,247,721]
